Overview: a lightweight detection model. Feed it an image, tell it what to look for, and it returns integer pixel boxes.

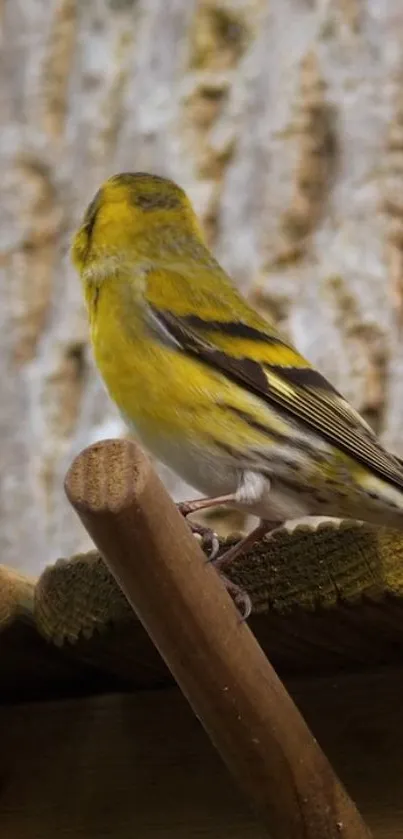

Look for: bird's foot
[220,573,252,621]
[213,519,283,571]
[189,520,221,562]
[212,519,283,619]
[177,503,220,561]
[177,503,281,621]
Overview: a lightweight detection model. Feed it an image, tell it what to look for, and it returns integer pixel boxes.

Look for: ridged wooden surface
[2,519,403,702]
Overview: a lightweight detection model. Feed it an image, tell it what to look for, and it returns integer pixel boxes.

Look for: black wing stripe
[267,365,340,395]
[154,309,270,393]
[267,383,403,487]
[153,307,403,490]
[221,404,291,444]
[222,403,327,462]
[179,315,287,345]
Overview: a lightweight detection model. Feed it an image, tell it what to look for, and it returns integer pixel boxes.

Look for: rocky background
[2,0,403,572]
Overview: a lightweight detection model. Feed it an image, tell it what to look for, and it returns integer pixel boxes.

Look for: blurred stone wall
[2,0,403,572]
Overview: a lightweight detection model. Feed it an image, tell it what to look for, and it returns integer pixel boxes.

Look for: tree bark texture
[2,0,403,572]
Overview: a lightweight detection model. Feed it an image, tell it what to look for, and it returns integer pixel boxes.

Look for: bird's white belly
[129,420,240,496]
[126,417,310,522]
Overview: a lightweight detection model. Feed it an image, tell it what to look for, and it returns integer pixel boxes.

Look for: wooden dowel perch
[65,439,372,839]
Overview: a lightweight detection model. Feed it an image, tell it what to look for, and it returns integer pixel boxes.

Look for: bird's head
[71,172,201,279]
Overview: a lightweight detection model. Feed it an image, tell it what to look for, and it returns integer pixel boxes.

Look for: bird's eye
[83,190,101,237]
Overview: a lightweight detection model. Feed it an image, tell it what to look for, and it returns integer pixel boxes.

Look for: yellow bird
[72,172,403,616]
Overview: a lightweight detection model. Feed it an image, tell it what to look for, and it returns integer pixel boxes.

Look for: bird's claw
[177,502,251,620]
[226,574,252,623]
[184,519,220,562]
[220,573,252,621]
[204,532,220,562]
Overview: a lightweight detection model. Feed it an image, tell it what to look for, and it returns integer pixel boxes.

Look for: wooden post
[65,438,372,839]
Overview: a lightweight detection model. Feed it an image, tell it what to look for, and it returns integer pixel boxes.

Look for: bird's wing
[143,283,403,489]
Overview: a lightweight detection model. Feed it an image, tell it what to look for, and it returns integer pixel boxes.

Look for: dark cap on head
[108,172,185,212]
